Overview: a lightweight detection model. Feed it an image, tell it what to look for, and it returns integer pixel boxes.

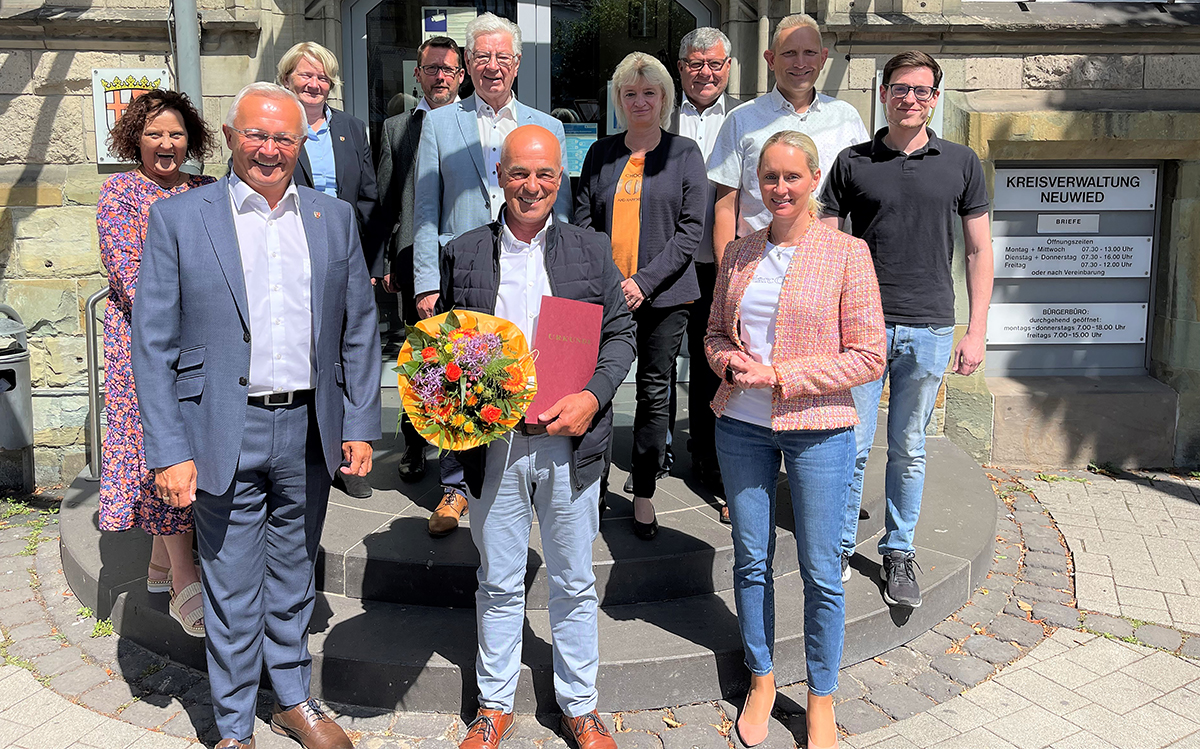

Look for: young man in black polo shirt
[819,51,994,608]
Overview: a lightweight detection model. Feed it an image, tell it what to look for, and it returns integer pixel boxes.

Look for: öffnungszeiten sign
[993,168,1157,211]
[988,303,1147,345]
[994,236,1152,278]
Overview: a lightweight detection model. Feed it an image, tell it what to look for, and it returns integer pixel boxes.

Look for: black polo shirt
[819,128,990,326]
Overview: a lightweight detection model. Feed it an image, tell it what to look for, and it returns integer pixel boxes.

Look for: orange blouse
[609,156,644,279]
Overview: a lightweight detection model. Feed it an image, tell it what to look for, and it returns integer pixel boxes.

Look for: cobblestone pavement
[0,468,1197,749]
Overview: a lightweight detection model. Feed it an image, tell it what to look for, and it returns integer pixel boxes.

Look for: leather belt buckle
[251,391,295,407]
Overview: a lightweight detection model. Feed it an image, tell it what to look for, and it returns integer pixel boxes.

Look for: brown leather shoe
[460,708,515,749]
[429,490,468,537]
[560,711,617,749]
[270,699,352,749]
[215,739,255,749]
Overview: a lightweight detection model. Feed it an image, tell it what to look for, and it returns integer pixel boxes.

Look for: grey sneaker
[841,552,852,583]
[880,551,923,608]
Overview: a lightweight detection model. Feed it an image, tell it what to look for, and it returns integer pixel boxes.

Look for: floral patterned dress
[97,170,215,534]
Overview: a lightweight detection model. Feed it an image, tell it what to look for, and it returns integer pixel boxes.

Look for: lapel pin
[314,211,321,219]
[339,135,346,141]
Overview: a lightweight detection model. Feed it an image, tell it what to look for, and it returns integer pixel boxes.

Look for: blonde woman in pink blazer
[705,130,885,749]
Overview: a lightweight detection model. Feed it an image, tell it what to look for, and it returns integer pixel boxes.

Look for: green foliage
[90,619,114,638]
[76,606,94,619]
[1087,461,1119,478]
[1034,472,1086,484]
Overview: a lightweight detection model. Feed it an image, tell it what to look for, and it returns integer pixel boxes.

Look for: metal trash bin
[0,304,34,494]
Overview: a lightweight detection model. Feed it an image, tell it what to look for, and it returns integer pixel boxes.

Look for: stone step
[61,436,994,713]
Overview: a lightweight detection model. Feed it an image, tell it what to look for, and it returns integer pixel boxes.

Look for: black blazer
[296,107,380,268]
[365,108,424,279]
[574,129,706,308]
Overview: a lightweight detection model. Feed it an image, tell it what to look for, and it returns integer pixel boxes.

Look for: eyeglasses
[419,64,461,77]
[230,127,304,150]
[471,51,517,68]
[886,83,936,101]
[682,58,728,73]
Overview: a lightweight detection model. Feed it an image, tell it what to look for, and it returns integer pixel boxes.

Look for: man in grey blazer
[132,82,381,749]
[412,11,571,536]
[667,27,749,508]
[372,34,465,484]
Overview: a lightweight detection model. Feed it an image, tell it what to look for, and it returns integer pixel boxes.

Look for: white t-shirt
[722,241,795,429]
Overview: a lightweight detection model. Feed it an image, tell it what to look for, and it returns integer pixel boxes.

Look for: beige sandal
[147,562,172,594]
[169,581,205,638]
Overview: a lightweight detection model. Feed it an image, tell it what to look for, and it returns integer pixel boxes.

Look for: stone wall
[0,1,343,489]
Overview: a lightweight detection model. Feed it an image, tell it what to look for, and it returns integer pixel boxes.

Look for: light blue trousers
[841,323,955,558]
[469,433,601,717]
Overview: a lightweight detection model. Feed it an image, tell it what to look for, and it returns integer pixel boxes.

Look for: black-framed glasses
[683,58,728,73]
[886,83,936,101]
[472,51,517,67]
[229,127,304,150]
[420,64,461,77]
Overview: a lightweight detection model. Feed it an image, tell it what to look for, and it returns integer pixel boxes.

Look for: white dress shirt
[707,88,870,239]
[228,173,315,395]
[495,214,554,347]
[473,93,520,221]
[722,241,795,429]
[676,93,737,264]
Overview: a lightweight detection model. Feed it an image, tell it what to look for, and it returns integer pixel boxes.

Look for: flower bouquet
[395,310,537,451]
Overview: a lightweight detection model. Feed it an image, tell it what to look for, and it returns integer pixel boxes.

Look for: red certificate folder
[527,296,603,424]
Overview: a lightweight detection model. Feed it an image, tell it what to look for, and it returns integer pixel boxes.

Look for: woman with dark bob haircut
[97,89,216,638]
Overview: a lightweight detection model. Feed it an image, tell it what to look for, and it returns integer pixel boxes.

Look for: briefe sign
[992,168,1158,211]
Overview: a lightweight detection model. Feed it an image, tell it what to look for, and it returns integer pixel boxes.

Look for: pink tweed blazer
[705,222,886,431]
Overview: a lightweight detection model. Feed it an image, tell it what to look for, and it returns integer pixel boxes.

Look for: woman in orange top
[575,52,708,539]
[705,131,885,749]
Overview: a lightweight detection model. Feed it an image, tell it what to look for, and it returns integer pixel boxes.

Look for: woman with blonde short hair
[575,52,706,539]
[706,130,886,749]
[277,40,380,499]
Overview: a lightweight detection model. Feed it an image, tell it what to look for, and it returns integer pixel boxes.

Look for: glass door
[342,0,716,146]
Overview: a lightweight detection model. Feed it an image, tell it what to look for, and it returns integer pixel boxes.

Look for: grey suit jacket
[131,176,383,496]
[368,108,424,279]
[412,95,573,296]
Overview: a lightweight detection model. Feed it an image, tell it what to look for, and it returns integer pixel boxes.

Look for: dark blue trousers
[192,396,331,741]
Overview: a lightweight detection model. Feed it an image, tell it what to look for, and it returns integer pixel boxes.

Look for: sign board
[563,123,597,178]
[422,7,475,47]
[994,235,1152,278]
[988,303,1148,345]
[993,168,1157,211]
[988,164,1158,376]
[91,68,170,165]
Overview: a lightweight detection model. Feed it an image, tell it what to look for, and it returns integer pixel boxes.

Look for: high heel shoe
[735,681,775,747]
[805,692,837,749]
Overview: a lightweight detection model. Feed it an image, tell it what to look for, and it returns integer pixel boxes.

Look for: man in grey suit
[373,34,465,485]
[666,27,748,507]
[413,11,571,537]
[132,82,381,749]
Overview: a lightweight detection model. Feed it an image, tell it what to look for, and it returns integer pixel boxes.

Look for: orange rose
[480,404,502,424]
[445,362,462,382]
[421,346,437,362]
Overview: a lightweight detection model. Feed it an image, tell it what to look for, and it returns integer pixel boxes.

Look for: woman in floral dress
[97,89,215,637]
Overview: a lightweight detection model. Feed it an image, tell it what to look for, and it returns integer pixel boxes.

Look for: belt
[248,389,312,407]
[515,419,547,436]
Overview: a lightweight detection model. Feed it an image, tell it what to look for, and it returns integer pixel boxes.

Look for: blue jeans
[469,433,601,716]
[841,324,955,558]
[715,416,853,697]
